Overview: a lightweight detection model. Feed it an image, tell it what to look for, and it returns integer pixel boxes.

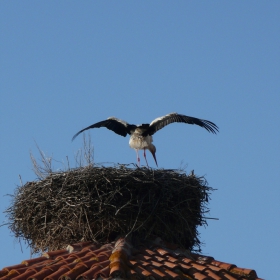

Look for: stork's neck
[134,127,147,135]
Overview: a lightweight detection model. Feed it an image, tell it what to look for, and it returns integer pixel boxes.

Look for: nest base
[6,165,212,253]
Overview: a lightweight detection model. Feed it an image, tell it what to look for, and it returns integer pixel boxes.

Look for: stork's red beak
[151,151,158,167]
[148,144,158,167]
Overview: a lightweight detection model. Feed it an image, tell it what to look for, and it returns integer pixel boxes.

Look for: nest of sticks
[6,164,213,254]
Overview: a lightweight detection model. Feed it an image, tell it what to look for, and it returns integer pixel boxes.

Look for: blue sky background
[1,1,279,279]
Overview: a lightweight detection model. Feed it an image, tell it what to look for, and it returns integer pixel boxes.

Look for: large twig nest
[6,164,213,253]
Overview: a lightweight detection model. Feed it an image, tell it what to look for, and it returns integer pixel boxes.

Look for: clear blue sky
[1,1,279,279]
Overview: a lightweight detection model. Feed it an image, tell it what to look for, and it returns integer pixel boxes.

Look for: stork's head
[148,144,158,167]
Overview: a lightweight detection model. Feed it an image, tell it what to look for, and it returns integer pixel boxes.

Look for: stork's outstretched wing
[147,113,219,135]
[72,117,132,141]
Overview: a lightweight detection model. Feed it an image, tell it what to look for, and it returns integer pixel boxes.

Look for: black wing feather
[147,113,219,135]
[72,118,130,141]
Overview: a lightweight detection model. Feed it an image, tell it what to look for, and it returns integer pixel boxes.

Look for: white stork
[72,113,219,167]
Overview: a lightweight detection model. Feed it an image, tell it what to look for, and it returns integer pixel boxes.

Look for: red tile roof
[0,237,263,280]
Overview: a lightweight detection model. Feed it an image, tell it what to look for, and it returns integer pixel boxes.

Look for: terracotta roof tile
[218,271,237,280]
[204,269,223,280]
[2,264,27,272]
[158,267,181,279]
[187,268,211,280]
[204,264,221,271]
[27,267,54,280]
[179,263,192,272]
[77,263,108,280]
[42,250,68,260]
[0,237,263,280]
[21,257,49,267]
[0,272,8,279]
[44,267,69,280]
[211,260,236,271]
[133,265,152,277]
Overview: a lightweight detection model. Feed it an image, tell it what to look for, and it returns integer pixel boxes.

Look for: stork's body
[128,130,156,166]
[72,113,219,167]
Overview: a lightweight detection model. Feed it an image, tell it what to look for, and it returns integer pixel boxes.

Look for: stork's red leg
[136,149,140,167]
[143,149,149,167]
